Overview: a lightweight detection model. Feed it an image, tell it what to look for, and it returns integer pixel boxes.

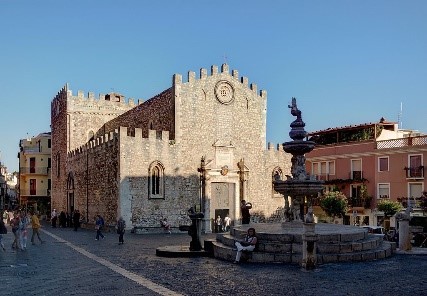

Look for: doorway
[214,209,229,233]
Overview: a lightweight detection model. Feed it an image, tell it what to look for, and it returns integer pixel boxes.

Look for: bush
[377,199,402,217]
[320,191,348,219]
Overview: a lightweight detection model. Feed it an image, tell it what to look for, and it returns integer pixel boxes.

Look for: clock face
[215,80,234,105]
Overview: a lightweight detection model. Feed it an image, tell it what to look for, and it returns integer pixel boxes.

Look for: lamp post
[0,176,5,211]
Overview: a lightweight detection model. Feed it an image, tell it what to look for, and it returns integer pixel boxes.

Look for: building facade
[18,132,52,214]
[306,119,427,227]
[51,64,291,232]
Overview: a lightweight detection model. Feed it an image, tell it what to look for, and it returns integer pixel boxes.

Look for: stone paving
[1,223,426,296]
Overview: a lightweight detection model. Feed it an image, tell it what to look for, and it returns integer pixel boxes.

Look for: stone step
[219,232,385,254]
[212,240,395,264]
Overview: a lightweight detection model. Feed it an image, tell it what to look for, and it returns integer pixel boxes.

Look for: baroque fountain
[212,98,395,268]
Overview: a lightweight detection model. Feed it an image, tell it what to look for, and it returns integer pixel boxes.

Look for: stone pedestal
[398,219,412,251]
[301,222,318,269]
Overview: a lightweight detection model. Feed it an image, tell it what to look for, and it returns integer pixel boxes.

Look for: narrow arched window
[148,161,165,199]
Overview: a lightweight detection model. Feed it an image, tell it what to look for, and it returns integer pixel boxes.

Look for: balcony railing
[314,174,330,181]
[20,167,50,175]
[404,166,424,179]
[351,170,363,180]
[348,197,372,209]
[376,135,427,149]
[397,195,427,209]
[19,189,51,196]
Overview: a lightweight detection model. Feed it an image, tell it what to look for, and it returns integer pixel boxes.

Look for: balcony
[397,195,427,209]
[314,174,330,181]
[20,167,50,176]
[404,166,424,179]
[19,189,51,197]
[351,170,363,180]
[348,197,372,209]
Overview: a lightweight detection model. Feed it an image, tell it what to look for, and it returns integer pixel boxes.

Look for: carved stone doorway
[211,182,235,228]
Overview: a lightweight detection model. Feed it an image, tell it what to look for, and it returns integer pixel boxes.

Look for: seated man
[160,218,171,234]
[234,227,257,264]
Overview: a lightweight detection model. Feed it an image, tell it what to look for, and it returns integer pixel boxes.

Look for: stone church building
[50,63,291,232]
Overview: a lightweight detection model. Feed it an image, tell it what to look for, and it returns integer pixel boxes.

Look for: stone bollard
[301,222,318,269]
[396,207,412,251]
[398,219,412,251]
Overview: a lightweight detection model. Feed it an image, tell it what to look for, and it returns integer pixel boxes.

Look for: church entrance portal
[211,182,235,232]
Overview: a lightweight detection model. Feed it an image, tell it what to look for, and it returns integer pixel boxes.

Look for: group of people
[93,214,126,245]
[50,209,81,231]
[0,209,45,252]
[215,214,232,233]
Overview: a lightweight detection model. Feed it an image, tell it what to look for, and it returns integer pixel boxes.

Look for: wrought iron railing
[404,166,424,179]
[20,167,50,175]
[348,197,372,208]
[19,189,51,196]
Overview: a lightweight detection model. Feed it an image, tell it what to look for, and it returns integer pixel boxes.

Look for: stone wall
[100,88,174,140]
[51,64,293,232]
[67,132,119,225]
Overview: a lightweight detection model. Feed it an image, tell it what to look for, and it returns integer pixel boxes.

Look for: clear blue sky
[1,0,426,172]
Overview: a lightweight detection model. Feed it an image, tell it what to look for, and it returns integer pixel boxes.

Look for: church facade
[50,63,291,232]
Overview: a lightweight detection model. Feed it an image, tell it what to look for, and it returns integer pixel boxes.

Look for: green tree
[377,199,402,217]
[320,191,349,220]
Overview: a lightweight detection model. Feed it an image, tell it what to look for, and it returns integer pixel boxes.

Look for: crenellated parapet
[53,84,69,102]
[267,142,286,152]
[68,88,142,110]
[67,126,173,159]
[68,129,119,158]
[172,63,267,99]
[51,84,144,114]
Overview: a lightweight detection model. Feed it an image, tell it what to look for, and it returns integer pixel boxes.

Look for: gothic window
[272,167,284,198]
[148,161,165,199]
[67,172,75,190]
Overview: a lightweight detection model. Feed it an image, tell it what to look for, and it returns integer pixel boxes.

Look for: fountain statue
[162,97,395,266]
[274,98,324,223]
[274,98,324,268]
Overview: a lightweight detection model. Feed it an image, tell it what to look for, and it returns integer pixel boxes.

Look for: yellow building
[18,132,51,214]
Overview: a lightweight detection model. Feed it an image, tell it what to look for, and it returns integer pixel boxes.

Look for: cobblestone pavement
[1,224,426,296]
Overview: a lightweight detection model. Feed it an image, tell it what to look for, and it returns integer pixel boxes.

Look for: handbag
[95,225,100,230]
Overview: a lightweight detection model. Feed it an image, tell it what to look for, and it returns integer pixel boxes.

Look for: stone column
[396,207,412,251]
[301,222,318,269]
[398,219,412,251]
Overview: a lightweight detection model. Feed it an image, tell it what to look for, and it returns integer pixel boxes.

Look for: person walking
[11,212,21,250]
[116,216,126,245]
[95,215,105,240]
[31,211,44,245]
[223,214,231,232]
[215,215,223,233]
[19,211,30,251]
[51,209,58,228]
[0,214,7,251]
[73,210,81,231]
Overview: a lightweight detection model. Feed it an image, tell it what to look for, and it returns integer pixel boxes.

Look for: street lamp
[0,176,6,211]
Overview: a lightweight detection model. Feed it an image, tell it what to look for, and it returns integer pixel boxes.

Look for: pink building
[306,118,427,227]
